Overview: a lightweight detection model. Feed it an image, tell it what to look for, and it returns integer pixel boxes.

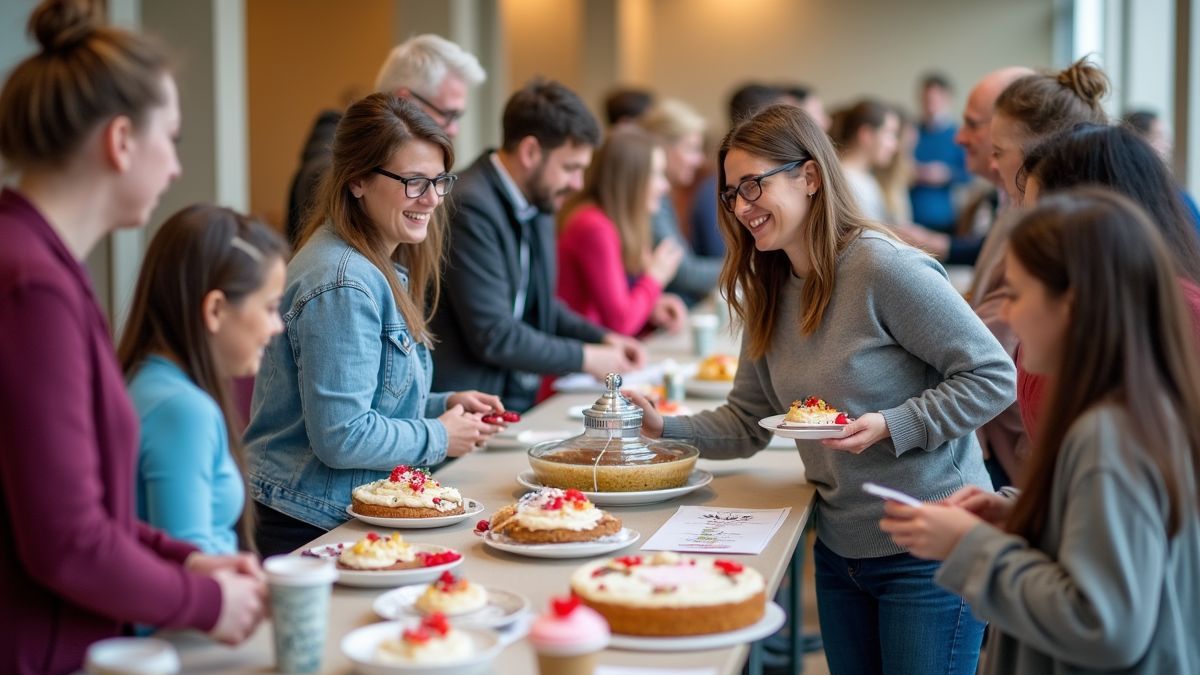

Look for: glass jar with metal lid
[526,373,699,492]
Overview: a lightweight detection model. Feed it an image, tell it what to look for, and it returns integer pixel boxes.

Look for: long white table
[170,327,817,674]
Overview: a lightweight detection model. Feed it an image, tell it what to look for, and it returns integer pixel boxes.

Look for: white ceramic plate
[345,499,485,529]
[516,469,714,506]
[685,378,734,399]
[302,542,463,588]
[340,620,501,675]
[758,414,849,440]
[373,585,530,629]
[608,601,786,652]
[479,528,640,559]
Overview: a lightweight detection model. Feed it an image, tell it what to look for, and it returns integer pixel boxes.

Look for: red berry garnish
[438,570,456,585]
[423,612,450,636]
[474,519,490,533]
[432,497,441,504]
[563,488,587,502]
[614,555,643,568]
[835,413,849,425]
[365,532,381,542]
[419,550,462,567]
[481,414,501,425]
[389,465,409,482]
[403,627,431,644]
[804,396,819,407]
[550,595,580,617]
[714,559,744,575]
[501,410,520,423]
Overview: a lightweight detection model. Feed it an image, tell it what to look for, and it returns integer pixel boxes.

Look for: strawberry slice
[835,413,849,425]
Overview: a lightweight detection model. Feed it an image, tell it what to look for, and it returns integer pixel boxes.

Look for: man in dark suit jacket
[431,79,645,412]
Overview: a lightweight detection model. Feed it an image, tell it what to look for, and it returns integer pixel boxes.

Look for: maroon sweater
[0,189,221,675]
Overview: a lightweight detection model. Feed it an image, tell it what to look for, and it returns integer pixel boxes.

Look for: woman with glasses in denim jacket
[245,94,504,556]
[625,104,1015,675]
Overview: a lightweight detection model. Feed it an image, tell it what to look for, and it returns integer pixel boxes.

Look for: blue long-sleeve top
[129,355,243,554]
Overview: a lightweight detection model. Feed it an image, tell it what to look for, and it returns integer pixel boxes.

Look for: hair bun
[29,0,103,54]
[1057,58,1110,109]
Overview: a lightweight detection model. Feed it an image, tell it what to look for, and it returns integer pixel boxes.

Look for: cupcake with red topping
[529,595,609,675]
[351,465,465,519]
[415,570,488,616]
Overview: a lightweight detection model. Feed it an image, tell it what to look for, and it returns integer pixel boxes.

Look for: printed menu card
[640,506,790,555]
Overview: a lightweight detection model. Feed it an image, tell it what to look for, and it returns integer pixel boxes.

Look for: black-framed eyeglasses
[407,90,464,125]
[371,167,458,199]
[719,160,806,212]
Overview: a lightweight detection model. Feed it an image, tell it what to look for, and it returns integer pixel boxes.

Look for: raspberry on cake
[782,396,849,426]
[375,612,475,665]
[488,488,621,544]
[570,552,767,636]
[696,354,737,381]
[351,465,466,519]
[415,570,488,616]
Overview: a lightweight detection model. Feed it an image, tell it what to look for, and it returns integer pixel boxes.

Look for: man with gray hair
[284,34,485,244]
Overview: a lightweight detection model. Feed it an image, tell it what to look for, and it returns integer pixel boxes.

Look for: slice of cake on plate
[351,465,465,519]
[335,532,460,571]
[781,396,849,427]
[487,488,621,544]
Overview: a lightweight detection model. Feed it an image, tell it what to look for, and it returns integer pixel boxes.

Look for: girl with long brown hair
[119,205,287,555]
[244,93,503,556]
[882,189,1200,673]
[556,126,685,335]
[627,104,1015,675]
[0,1,263,670]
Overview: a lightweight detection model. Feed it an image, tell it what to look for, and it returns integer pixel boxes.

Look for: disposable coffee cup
[690,313,719,357]
[265,554,338,673]
[536,650,599,675]
[84,637,180,675]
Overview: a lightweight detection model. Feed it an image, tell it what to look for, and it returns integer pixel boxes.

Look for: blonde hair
[718,105,896,358]
[559,127,660,275]
[639,98,706,144]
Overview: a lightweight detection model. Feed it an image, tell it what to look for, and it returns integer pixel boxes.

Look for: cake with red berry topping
[570,552,766,636]
[488,488,621,544]
[782,396,849,426]
[375,613,474,665]
[351,465,465,519]
[415,571,488,616]
[335,532,461,571]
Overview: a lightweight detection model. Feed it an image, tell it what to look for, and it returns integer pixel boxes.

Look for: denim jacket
[245,226,450,530]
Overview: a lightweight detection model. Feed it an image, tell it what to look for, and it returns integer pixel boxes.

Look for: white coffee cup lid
[85,637,180,675]
[690,313,719,327]
[264,554,338,586]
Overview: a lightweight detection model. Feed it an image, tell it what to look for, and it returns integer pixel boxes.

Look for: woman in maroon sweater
[0,2,264,673]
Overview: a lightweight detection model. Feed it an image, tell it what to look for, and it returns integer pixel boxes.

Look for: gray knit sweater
[662,231,1015,558]
[937,404,1200,674]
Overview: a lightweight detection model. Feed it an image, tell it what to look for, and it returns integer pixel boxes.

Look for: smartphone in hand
[862,482,923,507]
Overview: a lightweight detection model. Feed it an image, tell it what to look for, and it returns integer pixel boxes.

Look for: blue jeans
[814,538,984,675]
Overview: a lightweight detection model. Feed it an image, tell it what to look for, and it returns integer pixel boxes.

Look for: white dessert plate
[516,469,714,506]
[302,541,463,588]
[373,584,530,629]
[479,528,640,559]
[341,620,501,675]
[608,601,786,652]
[758,414,849,440]
[685,378,734,399]
[345,499,485,529]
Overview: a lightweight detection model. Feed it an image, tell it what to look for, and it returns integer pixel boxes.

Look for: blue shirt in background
[910,119,968,232]
[130,355,243,554]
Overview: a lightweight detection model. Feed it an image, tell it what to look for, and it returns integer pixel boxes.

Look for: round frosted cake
[488,488,621,544]
[375,613,474,665]
[351,465,465,519]
[782,396,848,426]
[570,552,766,636]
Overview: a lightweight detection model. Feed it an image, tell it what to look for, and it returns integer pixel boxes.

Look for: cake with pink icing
[529,595,609,675]
[570,552,765,636]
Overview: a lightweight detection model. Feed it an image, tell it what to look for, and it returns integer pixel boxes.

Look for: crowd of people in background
[2,0,1199,674]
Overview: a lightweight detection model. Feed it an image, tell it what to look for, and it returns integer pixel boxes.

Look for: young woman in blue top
[119,205,287,554]
[245,94,504,556]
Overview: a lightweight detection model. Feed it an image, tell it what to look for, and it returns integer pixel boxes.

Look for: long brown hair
[1006,188,1200,541]
[299,93,452,343]
[559,127,659,275]
[717,104,895,358]
[118,205,287,550]
[0,0,170,171]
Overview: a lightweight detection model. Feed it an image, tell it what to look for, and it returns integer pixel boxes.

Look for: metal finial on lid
[583,372,643,431]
